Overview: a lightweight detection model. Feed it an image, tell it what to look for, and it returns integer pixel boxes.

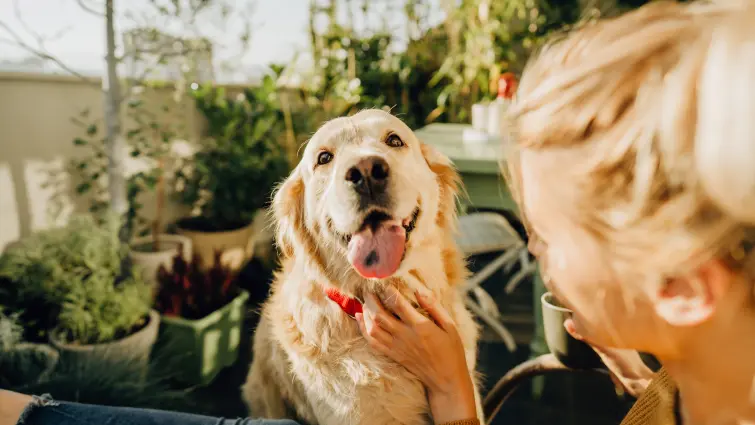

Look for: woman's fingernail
[416,290,432,302]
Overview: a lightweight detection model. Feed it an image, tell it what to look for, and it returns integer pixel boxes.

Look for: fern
[0,214,153,344]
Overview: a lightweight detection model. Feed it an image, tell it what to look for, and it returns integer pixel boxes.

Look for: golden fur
[242,110,482,425]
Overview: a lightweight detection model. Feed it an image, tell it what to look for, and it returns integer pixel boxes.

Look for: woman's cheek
[548,243,595,311]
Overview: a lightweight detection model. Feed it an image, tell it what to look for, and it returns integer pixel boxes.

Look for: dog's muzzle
[345,155,391,210]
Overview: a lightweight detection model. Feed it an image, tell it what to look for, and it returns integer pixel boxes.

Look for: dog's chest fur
[245,239,481,425]
[256,256,467,425]
[268,280,432,424]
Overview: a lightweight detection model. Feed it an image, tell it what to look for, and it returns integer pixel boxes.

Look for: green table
[416,123,549,394]
[414,124,518,212]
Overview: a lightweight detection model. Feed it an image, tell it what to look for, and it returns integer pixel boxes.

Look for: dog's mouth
[331,206,420,280]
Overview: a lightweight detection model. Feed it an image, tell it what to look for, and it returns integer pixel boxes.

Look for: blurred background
[0,1,665,424]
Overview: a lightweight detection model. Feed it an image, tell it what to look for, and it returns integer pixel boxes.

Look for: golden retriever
[242,110,482,425]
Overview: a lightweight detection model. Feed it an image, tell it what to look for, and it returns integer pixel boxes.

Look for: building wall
[0,72,266,251]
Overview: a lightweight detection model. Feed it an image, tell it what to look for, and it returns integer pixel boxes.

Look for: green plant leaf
[86,124,98,136]
[73,138,88,146]
[76,182,92,194]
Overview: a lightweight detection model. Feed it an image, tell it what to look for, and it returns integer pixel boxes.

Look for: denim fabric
[17,394,300,425]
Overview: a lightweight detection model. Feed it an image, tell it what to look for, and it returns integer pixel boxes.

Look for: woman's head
[507,1,755,357]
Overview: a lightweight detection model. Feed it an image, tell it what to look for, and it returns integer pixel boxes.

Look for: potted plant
[0,311,59,389]
[125,95,192,283]
[68,98,192,285]
[153,245,249,386]
[174,75,290,270]
[0,215,158,379]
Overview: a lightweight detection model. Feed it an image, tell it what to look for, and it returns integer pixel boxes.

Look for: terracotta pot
[49,310,160,382]
[176,220,255,271]
[129,234,192,285]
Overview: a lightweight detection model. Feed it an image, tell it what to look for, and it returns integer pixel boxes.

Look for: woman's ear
[271,167,305,258]
[653,259,735,327]
[420,142,461,231]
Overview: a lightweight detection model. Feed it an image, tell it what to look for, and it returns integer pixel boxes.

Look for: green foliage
[0,343,59,389]
[429,0,553,121]
[0,215,153,345]
[175,76,290,231]
[0,311,59,389]
[66,97,179,241]
[0,311,23,351]
[16,354,189,411]
[293,5,445,131]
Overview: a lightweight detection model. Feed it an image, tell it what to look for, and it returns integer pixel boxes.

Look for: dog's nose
[345,156,390,199]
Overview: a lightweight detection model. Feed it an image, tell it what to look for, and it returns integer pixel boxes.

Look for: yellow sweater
[620,368,679,425]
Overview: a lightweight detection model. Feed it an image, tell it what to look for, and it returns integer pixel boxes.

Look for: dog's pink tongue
[347,221,406,279]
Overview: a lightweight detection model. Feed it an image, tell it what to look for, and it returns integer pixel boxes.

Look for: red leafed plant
[154,244,240,320]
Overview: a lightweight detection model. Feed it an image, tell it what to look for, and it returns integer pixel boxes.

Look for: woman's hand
[565,319,654,397]
[356,286,477,423]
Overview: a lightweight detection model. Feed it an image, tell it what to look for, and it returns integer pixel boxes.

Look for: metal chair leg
[504,261,537,295]
[465,296,517,352]
[461,247,522,293]
[472,286,502,320]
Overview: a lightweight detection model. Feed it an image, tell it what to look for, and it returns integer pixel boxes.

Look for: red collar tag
[325,287,363,318]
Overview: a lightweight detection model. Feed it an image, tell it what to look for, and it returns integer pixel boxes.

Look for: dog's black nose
[345,156,390,201]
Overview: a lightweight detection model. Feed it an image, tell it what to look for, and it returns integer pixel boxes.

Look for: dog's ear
[420,142,461,231]
[271,167,306,258]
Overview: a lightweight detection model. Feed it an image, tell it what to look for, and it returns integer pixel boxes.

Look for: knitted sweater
[620,368,679,425]
[441,368,678,425]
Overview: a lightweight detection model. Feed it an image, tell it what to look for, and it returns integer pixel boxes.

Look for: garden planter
[154,290,249,386]
[130,234,192,285]
[176,218,255,271]
[0,343,59,388]
[49,310,160,381]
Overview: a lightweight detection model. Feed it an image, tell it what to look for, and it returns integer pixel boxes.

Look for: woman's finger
[381,286,426,325]
[416,290,455,331]
[356,313,392,355]
[364,294,402,334]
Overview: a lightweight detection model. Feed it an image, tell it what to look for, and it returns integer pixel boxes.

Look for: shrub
[0,215,153,344]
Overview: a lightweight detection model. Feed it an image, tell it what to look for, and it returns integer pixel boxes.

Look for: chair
[483,354,611,422]
[455,212,537,352]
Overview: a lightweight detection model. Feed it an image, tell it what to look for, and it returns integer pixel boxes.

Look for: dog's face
[273,110,459,282]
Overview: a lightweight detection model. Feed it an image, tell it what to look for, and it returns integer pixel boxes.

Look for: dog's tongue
[347,221,406,279]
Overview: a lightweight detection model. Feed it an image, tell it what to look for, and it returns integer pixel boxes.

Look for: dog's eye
[385,134,404,148]
[317,151,333,165]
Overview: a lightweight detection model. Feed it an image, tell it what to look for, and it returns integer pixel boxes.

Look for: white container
[129,234,193,285]
[471,102,489,132]
[487,98,511,137]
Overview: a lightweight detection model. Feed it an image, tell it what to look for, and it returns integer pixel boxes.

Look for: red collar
[325,287,363,318]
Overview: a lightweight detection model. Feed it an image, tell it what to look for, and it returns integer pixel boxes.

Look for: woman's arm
[356,287,478,424]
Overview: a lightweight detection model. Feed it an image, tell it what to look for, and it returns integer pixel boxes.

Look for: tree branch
[0,21,99,85]
[3,0,100,85]
[75,0,105,17]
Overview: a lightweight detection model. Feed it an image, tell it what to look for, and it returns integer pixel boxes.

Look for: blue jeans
[17,395,301,425]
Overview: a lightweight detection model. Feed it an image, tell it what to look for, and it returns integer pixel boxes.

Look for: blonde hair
[507,0,755,281]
